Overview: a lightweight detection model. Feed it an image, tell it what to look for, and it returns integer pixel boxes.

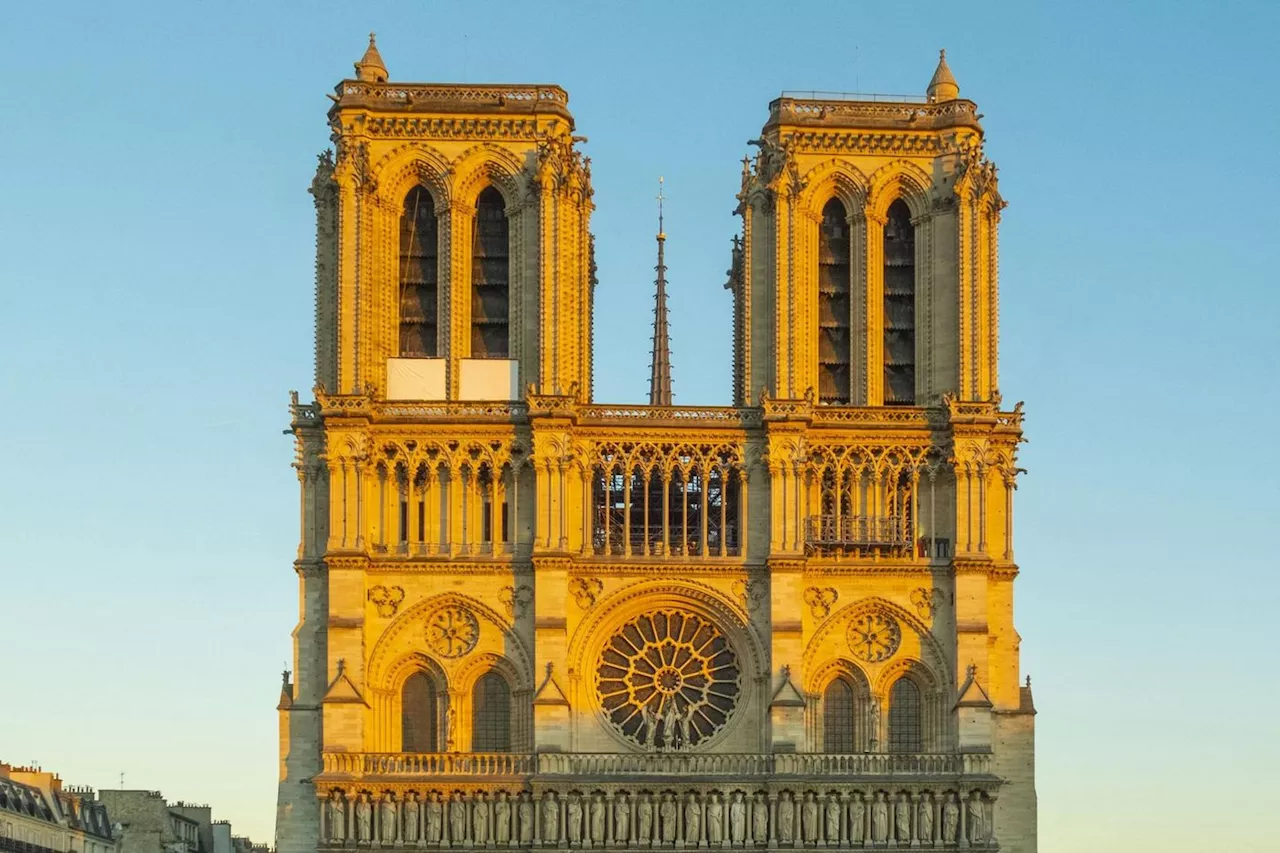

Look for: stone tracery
[595,610,741,750]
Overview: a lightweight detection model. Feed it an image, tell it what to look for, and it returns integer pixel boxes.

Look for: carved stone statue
[638,795,654,843]
[684,795,701,845]
[659,795,677,842]
[425,794,442,843]
[662,702,682,751]
[801,793,818,843]
[676,703,693,750]
[494,792,510,844]
[542,793,560,844]
[449,794,466,844]
[445,706,458,752]
[567,797,583,845]
[473,793,489,845]
[589,794,606,844]
[640,704,658,750]
[356,794,373,843]
[942,797,959,844]
[381,795,397,843]
[866,701,880,750]
[776,793,794,844]
[895,794,910,843]
[870,794,888,844]
[517,794,534,844]
[850,797,865,843]
[329,791,346,842]
[403,794,419,844]
[824,795,841,844]
[614,794,630,843]
[917,796,933,845]
[967,795,985,844]
[729,793,746,844]
[751,794,768,845]
[706,794,724,845]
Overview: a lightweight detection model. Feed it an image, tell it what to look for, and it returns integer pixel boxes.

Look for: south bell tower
[277,43,1035,853]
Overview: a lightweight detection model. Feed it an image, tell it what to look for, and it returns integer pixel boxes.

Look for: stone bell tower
[730,50,1004,407]
[311,34,594,404]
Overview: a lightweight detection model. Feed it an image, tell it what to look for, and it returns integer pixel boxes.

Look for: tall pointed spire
[648,177,673,407]
[926,49,959,102]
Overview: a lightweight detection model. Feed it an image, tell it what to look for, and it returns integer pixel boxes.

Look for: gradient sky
[2,1,1278,850]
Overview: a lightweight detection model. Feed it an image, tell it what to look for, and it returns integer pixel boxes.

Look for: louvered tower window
[887,677,923,753]
[883,199,915,404]
[401,672,437,752]
[471,187,510,358]
[471,672,512,752]
[823,678,856,753]
[818,198,852,404]
[398,187,439,357]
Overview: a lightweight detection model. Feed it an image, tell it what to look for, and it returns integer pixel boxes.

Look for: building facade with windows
[0,766,117,853]
[275,38,1036,853]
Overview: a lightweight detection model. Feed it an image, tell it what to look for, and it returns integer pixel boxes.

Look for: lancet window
[822,678,856,752]
[401,672,438,752]
[883,199,916,404]
[471,187,510,358]
[398,187,439,357]
[589,444,745,558]
[818,198,852,404]
[887,677,923,753]
[471,672,512,752]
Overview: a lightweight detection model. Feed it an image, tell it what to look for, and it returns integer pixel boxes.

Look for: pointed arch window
[887,676,923,753]
[818,198,852,404]
[883,199,915,404]
[471,187,510,358]
[822,677,856,752]
[401,672,438,752]
[471,671,512,752]
[399,187,439,357]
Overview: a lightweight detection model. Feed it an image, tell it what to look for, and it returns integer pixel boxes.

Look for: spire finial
[355,32,388,83]
[649,177,673,407]
[927,48,959,102]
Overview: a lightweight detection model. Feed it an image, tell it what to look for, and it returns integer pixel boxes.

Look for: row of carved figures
[323,788,994,848]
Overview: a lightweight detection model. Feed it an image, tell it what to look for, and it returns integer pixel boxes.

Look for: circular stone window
[595,609,741,750]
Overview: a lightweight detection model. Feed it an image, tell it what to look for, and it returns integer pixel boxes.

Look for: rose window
[846,609,901,663]
[596,610,740,749]
[425,605,479,658]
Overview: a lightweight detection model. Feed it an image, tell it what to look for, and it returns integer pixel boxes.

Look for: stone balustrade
[320,753,992,782]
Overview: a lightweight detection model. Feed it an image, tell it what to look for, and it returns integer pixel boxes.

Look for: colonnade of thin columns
[361,460,518,556]
[588,463,747,558]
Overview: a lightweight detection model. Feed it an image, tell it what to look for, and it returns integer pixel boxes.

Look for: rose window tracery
[595,610,740,750]
[846,609,901,663]
[425,605,479,658]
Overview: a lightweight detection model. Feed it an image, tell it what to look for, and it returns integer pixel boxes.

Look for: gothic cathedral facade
[276,39,1036,853]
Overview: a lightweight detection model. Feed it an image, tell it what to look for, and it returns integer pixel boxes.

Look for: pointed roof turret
[926,49,959,102]
[354,32,388,83]
[648,177,674,407]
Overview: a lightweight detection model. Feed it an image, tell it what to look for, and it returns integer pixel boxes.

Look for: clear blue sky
[2,1,1277,849]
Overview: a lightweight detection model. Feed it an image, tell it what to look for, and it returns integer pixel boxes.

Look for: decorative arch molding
[873,655,937,697]
[367,591,529,692]
[451,144,527,208]
[866,160,934,220]
[797,160,869,218]
[804,656,872,696]
[372,142,454,210]
[803,595,950,691]
[452,650,531,696]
